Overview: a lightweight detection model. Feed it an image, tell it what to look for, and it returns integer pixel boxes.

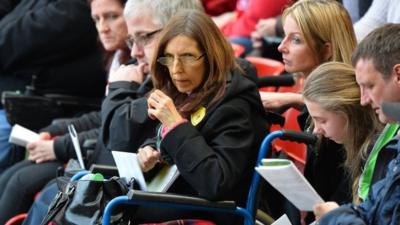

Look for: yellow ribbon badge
[190,106,206,126]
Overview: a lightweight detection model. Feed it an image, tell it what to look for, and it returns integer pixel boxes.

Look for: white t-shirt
[354,0,400,42]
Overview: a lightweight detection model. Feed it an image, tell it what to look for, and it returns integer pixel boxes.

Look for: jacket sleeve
[0,0,97,70]
[40,111,102,163]
[41,111,102,136]
[353,0,389,41]
[101,81,158,152]
[160,99,260,200]
[318,203,368,225]
[0,0,16,19]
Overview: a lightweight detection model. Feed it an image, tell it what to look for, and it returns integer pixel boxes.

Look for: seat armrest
[128,189,237,210]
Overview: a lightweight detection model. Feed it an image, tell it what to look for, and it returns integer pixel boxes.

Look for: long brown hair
[151,10,237,117]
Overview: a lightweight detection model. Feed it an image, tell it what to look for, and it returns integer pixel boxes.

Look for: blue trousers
[22,182,58,225]
[229,36,253,55]
[0,110,12,174]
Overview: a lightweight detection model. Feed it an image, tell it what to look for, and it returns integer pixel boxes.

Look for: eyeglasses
[125,29,162,49]
[157,54,205,67]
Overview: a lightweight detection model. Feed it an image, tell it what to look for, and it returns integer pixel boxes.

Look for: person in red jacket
[217,0,291,54]
[201,0,237,16]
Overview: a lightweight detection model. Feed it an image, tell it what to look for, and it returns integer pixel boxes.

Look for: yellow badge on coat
[191,106,206,126]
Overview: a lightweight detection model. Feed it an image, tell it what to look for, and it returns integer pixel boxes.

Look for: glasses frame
[125,28,162,49]
[157,53,205,67]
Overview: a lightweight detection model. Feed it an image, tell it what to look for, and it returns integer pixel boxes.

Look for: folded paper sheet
[112,151,179,192]
[9,124,39,147]
[256,159,324,211]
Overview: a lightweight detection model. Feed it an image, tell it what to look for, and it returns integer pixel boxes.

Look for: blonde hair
[303,62,382,203]
[283,0,356,65]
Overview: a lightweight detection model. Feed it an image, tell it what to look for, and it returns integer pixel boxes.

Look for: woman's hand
[147,89,183,127]
[255,18,277,37]
[259,92,304,111]
[313,202,339,220]
[137,146,160,172]
[251,18,278,48]
[27,132,56,164]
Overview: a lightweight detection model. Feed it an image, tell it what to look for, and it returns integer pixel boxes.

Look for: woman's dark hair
[88,0,130,70]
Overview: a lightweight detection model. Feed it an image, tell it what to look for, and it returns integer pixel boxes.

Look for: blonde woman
[260,0,356,111]
[303,62,382,215]
[259,1,357,224]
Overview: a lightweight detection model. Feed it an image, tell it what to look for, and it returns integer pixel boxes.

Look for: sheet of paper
[272,214,292,225]
[112,151,179,192]
[111,151,147,191]
[256,159,324,211]
[68,125,85,170]
[147,164,179,192]
[9,124,40,147]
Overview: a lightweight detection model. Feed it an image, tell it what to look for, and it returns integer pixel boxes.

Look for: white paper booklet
[112,151,179,192]
[271,214,292,225]
[9,124,40,147]
[256,159,324,211]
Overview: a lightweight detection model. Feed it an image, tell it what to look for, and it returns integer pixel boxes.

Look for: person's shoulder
[235,58,258,84]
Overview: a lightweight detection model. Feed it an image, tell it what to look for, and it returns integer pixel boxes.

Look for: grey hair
[124,0,204,27]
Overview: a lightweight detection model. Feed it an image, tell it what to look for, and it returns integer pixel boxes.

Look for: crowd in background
[0,0,399,224]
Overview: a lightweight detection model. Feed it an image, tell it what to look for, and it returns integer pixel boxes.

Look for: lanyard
[358,123,400,200]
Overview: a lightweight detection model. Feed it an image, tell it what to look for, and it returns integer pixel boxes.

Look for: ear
[394,64,400,86]
[322,42,332,62]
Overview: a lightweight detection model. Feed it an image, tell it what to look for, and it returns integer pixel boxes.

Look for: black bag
[41,176,131,225]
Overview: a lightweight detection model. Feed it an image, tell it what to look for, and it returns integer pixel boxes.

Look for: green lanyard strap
[358,123,400,200]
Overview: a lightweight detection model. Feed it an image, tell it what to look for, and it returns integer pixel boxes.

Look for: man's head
[353,23,400,123]
[123,0,203,74]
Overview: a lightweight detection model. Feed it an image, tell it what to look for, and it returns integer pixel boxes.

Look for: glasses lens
[157,57,170,66]
[125,29,161,50]
[125,38,134,49]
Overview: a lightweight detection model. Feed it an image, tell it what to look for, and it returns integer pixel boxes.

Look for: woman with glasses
[129,10,268,224]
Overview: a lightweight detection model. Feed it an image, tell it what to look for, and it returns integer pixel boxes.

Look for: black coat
[0,0,107,107]
[136,67,268,224]
[100,59,269,224]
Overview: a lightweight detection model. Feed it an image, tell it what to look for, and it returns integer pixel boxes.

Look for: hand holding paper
[112,150,179,192]
[137,146,160,172]
[9,124,40,147]
[27,138,56,163]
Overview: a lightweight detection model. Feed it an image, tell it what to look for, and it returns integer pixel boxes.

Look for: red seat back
[245,56,285,92]
[270,108,307,166]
